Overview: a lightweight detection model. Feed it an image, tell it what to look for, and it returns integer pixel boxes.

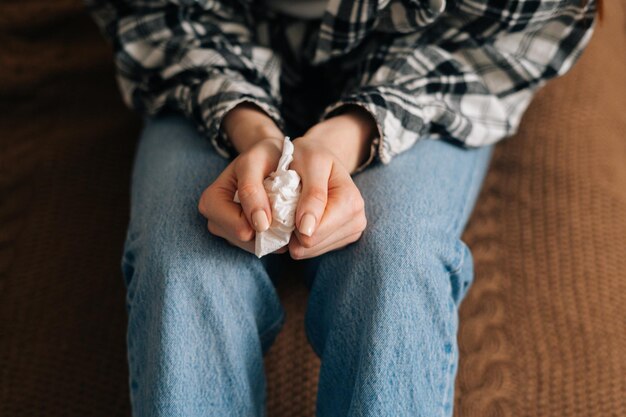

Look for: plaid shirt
[86,0,597,171]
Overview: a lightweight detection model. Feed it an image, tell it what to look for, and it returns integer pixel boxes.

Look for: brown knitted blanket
[1,1,624,416]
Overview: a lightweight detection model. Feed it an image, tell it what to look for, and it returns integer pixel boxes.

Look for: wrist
[222,102,284,154]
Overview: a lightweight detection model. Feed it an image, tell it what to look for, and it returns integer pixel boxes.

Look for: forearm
[222,102,285,154]
[87,0,286,159]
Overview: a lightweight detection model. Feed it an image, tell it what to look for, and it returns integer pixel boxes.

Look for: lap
[127,113,492,285]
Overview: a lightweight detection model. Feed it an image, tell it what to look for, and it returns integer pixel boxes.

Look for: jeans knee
[306,224,469,357]
[361,222,471,290]
[122,205,224,296]
[122,226,285,344]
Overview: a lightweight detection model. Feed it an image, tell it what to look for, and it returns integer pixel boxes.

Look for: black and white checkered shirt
[87,0,597,171]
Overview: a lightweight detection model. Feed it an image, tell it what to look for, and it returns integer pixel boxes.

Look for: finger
[221,229,288,256]
[198,163,237,218]
[209,200,255,242]
[208,219,286,256]
[235,153,275,233]
[292,155,332,237]
[207,220,256,254]
[200,168,256,243]
[224,237,256,254]
[292,210,364,250]
[289,230,363,260]
[305,231,363,258]
[296,167,365,247]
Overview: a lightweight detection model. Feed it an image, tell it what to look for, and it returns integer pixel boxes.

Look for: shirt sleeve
[85,0,284,158]
[319,0,598,170]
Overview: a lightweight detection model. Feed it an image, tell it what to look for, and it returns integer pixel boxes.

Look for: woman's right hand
[198,102,287,254]
[198,136,286,254]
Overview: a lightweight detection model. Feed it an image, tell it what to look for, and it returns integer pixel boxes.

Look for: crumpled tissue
[234,137,301,257]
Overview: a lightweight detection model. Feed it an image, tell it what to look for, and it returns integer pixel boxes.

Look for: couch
[1,1,625,416]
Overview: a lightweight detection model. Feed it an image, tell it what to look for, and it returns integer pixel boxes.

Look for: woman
[87,0,597,415]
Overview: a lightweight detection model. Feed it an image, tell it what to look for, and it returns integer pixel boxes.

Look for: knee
[361,220,471,292]
[121,212,244,308]
[121,218,283,338]
[313,219,475,322]
[121,227,217,309]
[308,221,472,319]
[306,222,470,357]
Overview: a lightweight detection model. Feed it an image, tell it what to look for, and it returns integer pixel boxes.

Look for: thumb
[235,155,273,233]
[295,157,332,237]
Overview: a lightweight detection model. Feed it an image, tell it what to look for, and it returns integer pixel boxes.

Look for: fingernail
[252,210,270,232]
[299,213,316,237]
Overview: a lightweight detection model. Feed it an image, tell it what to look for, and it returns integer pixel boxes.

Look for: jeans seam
[441,236,469,416]
[441,254,463,417]
[440,312,457,417]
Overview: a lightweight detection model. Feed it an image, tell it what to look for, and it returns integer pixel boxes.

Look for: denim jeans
[121,113,493,417]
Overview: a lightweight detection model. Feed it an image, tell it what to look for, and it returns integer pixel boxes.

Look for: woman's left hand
[288,105,377,259]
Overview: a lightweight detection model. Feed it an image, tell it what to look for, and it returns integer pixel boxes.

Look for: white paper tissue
[233,137,301,257]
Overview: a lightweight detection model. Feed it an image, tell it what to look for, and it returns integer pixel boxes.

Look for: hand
[198,102,287,254]
[288,106,376,259]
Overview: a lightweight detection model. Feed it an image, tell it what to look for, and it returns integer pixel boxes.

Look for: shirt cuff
[193,77,285,160]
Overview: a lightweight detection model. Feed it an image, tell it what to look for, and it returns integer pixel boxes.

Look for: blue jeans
[122,113,493,417]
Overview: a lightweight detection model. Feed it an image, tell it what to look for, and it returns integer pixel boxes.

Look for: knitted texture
[0,1,624,416]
